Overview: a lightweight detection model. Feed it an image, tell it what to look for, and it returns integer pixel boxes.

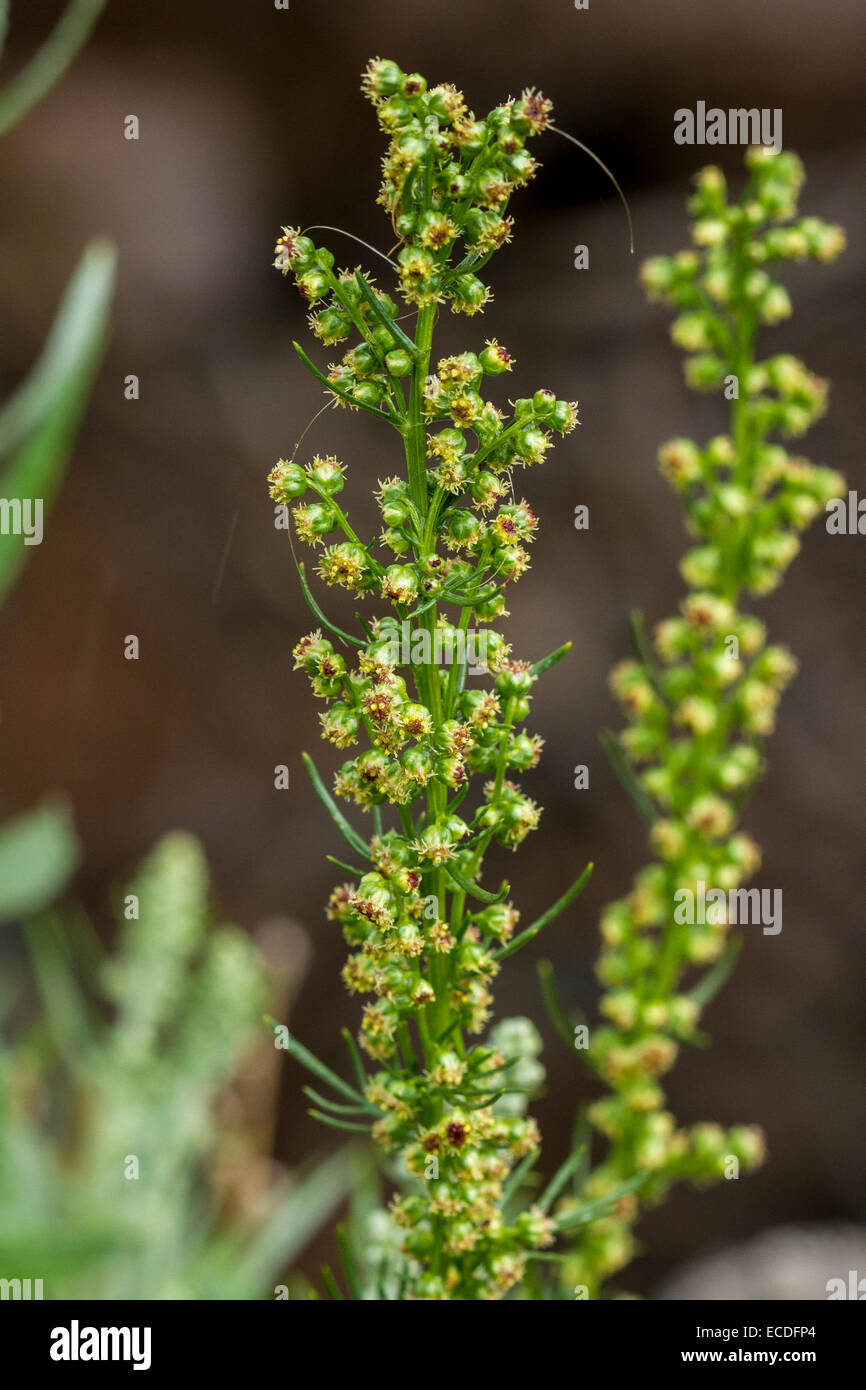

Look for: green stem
[406,304,436,513]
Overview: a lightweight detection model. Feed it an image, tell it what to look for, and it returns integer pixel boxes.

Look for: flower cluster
[565,149,845,1296]
[361,56,551,312]
[270,61,588,1301]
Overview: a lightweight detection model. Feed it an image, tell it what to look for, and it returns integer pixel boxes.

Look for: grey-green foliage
[0,799,79,924]
[0,830,348,1299]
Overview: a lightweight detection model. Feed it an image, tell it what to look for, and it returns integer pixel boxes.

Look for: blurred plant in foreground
[0,828,348,1298]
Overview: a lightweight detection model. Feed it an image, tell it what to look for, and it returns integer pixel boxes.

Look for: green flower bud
[495,663,534,698]
[310,306,351,344]
[306,454,345,493]
[268,458,308,501]
[684,353,725,390]
[273,227,316,274]
[362,57,403,100]
[382,565,419,605]
[449,274,488,315]
[293,501,339,543]
[479,339,513,374]
[296,269,330,303]
[680,545,721,587]
[385,348,414,377]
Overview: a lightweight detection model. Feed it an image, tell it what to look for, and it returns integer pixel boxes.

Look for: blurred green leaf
[0,0,108,137]
[0,240,116,604]
[0,799,79,924]
[200,1149,351,1299]
[24,913,93,1067]
[0,1226,124,1279]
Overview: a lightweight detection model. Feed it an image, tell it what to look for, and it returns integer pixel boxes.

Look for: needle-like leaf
[495,863,593,962]
[302,752,370,862]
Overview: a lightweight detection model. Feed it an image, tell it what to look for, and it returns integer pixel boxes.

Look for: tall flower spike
[268,59,591,1302]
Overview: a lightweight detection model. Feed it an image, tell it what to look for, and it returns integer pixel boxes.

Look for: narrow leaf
[320,1266,344,1301]
[502,1150,539,1207]
[0,0,107,138]
[302,751,370,861]
[600,729,658,826]
[530,640,572,679]
[293,341,393,422]
[495,862,593,962]
[445,861,509,905]
[216,1149,349,1294]
[264,1018,366,1105]
[570,1105,592,1194]
[536,958,576,1049]
[688,938,742,1010]
[336,1225,363,1300]
[302,1086,376,1116]
[298,562,364,646]
[555,1173,648,1232]
[308,1109,373,1134]
[538,1145,587,1214]
[341,1027,368,1093]
[629,608,669,703]
[326,854,365,877]
[0,241,116,603]
[354,272,418,357]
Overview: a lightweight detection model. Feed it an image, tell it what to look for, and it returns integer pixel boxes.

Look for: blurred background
[0,0,863,1295]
